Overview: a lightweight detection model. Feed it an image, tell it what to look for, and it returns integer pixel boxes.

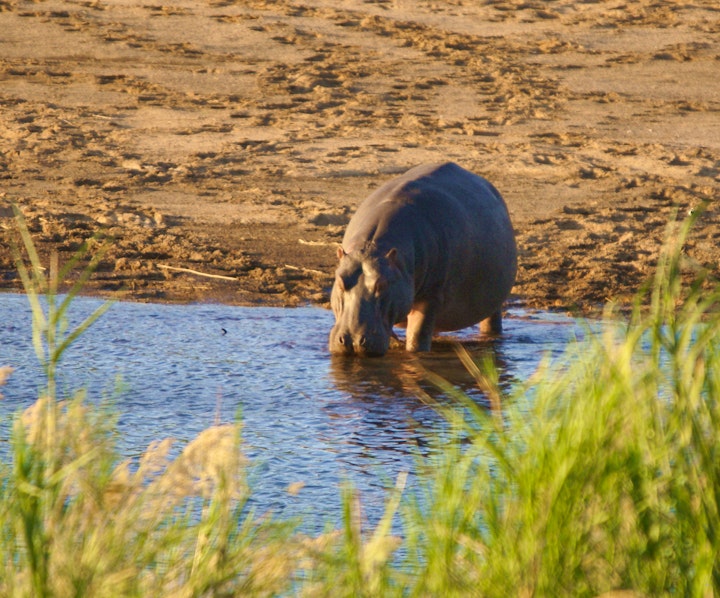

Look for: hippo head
[329,246,412,357]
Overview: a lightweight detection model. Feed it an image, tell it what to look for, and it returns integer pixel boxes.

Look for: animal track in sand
[1,0,718,310]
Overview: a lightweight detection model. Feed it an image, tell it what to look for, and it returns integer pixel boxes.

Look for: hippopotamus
[328,162,517,356]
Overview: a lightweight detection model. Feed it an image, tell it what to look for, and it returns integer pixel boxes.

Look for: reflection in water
[324,337,516,475]
[0,293,584,532]
[330,341,498,401]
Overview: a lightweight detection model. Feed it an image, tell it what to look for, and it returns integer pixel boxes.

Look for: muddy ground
[1,0,718,316]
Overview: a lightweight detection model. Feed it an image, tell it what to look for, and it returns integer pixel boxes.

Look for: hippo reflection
[329,162,517,356]
[329,338,510,407]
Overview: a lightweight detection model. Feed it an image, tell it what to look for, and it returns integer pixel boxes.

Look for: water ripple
[0,293,584,531]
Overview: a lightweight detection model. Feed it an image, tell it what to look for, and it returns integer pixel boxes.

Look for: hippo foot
[479,312,503,335]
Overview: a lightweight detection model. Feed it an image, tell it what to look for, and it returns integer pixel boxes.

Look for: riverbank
[1,0,718,312]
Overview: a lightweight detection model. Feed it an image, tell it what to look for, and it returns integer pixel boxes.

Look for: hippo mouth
[329,318,395,357]
[334,332,389,357]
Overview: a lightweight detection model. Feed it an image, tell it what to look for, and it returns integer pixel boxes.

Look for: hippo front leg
[480,311,503,335]
[405,303,437,352]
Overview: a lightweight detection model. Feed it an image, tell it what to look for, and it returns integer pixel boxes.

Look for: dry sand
[1,0,718,314]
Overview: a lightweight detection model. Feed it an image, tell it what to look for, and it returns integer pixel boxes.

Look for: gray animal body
[329,162,517,356]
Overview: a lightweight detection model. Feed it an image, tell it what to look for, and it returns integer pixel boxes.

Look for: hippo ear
[385,248,404,272]
[336,245,346,261]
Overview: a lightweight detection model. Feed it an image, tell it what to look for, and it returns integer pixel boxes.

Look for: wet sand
[1,0,718,313]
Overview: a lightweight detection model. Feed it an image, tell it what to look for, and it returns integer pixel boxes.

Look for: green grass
[2,205,719,596]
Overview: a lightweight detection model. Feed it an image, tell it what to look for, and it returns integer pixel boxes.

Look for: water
[0,293,584,531]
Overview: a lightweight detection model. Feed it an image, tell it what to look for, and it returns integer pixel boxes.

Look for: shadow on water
[327,338,505,439]
[329,338,505,404]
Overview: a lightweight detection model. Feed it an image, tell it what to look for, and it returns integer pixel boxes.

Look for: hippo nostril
[335,333,355,354]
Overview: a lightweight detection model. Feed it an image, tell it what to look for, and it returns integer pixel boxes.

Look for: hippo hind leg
[479,311,503,335]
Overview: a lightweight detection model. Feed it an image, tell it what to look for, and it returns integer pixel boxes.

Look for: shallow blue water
[0,292,583,531]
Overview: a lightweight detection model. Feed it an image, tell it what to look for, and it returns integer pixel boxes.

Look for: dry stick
[156,264,237,281]
[298,239,336,246]
[284,264,326,277]
[157,262,327,280]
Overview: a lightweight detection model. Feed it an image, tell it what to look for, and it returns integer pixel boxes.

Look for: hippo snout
[329,326,389,357]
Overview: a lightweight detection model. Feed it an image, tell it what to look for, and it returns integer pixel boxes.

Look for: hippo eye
[340,276,354,291]
[339,269,360,292]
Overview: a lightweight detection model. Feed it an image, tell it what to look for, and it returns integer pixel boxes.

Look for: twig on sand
[156,264,237,281]
[284,264,327,277]
[298,239,335,247]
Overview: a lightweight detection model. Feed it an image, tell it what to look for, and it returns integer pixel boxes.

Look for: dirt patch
[1,0,718,314]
